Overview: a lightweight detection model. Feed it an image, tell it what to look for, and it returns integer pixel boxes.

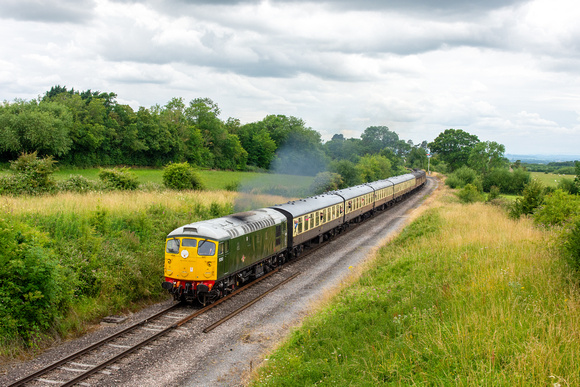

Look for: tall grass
[0,189,288,360]
[252,189,580,386]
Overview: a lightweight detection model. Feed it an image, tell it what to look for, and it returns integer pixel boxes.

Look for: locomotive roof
[271,193,344,218]
[166,207,286,241]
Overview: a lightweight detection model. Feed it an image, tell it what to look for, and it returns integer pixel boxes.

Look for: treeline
[523,161,577,175]
[0,86,430,182]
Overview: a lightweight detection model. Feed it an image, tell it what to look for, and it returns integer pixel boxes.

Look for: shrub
[445,166,482,191]
[162,162,203,190]
[557,178,579,195]
[0,218,69,344]
[225,181,240,192]
[565,220,580,271]
[457,183,484,203]
[534,190,580,227]
[98,167,139,190]
[310,172,344,195]
[487,185,501,202]
[483,168,530,194]
[56,174,98,193]
[0,152,57,195]
[509,179,544,219]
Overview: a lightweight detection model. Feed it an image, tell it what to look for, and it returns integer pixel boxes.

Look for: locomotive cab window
[198,240,216,256]
[166,238,180,254]
[182,238,197,247]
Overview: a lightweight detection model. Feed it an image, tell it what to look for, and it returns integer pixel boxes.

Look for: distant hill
[506,154,580,164]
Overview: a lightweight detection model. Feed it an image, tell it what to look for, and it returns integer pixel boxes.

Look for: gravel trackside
[1,177,437,387]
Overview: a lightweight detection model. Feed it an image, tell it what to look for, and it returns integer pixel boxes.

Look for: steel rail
[7,302,182,387]
[203,272,301,333]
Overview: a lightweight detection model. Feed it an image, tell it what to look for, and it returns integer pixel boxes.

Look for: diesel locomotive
[162,170,426,304]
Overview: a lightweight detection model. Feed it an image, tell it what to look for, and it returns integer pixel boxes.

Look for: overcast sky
[1,0,579,156]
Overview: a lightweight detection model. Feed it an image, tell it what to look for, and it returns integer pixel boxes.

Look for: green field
[252,187,580,386]
[530,171,574,187]
[31,168,314,196]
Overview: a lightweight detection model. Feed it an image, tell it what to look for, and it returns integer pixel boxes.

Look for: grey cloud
[119,0,531,18]
[0,0,95,23]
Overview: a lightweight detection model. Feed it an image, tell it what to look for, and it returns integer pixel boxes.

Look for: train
[161,170,427,304]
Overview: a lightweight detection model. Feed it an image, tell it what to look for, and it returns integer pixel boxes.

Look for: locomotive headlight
[206,261,212,267]
[167,259,172,264]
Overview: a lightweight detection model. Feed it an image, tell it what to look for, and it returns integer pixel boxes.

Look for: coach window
[310,214,314,229]
[298,217,303,233]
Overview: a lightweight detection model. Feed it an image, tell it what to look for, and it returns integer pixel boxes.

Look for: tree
[407,146,428,169]
[361,126,399,154]
[329,159,362,187]
[467,141,507,175]
[356,155,392,182]
[429,129,480,171]
[0,100,73,160]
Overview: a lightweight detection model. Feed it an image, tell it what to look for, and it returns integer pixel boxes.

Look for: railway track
[6,267,293,387]
[6,183,427,386]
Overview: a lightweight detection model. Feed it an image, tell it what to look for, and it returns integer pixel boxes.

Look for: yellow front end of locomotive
[164,237,217,281]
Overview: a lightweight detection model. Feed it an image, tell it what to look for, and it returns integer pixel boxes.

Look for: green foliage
[487,185,501,201]
[557,178,580,195]
[564,220,580,271]
[456,183,484,203]
[509,179,545,219]
[328,159,362,187]
[483,167,530,194]
[467,141,507,174]
[98,167,139,190]
[0,152,57,195]
[0,218,69,344]
[428,128,480,171]
[56,174,100,193]
[533,190,580,227]
[310,172,344,195]
[0,99,73,158]
[445,166,482,190]
[162,162,203,190]
[356,154,392,182]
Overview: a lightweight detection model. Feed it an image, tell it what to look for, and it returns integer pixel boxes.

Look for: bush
[162,162,203,190]
[533,190,580,227]
[509,179,544,219]
[445,166,481,190]
[565,220,580,271]
[310,172,344,195]
[483,168,530,194]
[0,218,69,344]
[0,152,57,195]
[557,178,579,195]
[56,174,99,193]
[487,185,501,202]
[456,183,484,203]
[98,167,139,190]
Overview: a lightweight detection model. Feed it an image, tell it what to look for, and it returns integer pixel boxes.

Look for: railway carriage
[365,179,395,211]
[388,173,417,200]
[272,193,344,254]
[332,184,375,223]
[162,208,287,303]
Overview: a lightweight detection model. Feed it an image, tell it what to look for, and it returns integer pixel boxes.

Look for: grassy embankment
[0,170,310,360]
[251,184,580,385]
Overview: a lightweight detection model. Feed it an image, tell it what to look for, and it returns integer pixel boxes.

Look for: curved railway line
[4,178,432,387]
